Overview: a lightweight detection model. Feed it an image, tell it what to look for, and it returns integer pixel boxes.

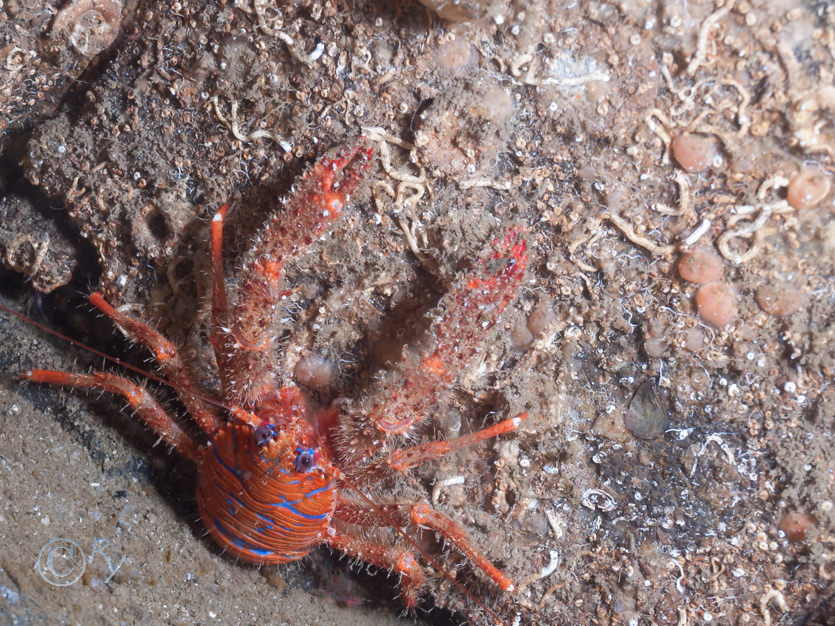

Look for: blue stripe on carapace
[274,494,301,504]
[211,456,312,515]
[265,495,329,521]
[211,516,274,557]
[207,429,334,531]
[213,444,244,487]
[254,511,275,529]
[216,481,244,504]
[305,483,333,497]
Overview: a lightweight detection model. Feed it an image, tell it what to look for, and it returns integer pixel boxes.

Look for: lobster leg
[20,370,199,462]
[325,528,425,608]
[387,413,527,472]
[333,499,514,592]
[410,503,514,592]
[370,232,528,436]
[87,292,222,436]
[209,144,372,408]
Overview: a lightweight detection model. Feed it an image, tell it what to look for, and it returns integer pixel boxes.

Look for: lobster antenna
[329,467,511,626]
[0,299,231,413]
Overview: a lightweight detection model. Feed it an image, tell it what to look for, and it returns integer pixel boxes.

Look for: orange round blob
[672,133,719,172]
[695,281,737,327]
[787,168,831,209]
[678,247,723,284]
[778,511,817,542]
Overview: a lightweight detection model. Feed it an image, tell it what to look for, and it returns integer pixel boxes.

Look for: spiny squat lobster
[21,142,528,610]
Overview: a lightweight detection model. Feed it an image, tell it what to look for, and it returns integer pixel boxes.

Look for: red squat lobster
[20,142,528,614]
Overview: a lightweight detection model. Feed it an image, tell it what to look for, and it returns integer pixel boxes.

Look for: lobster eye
[254,424,277,447]
[293,447,317,473]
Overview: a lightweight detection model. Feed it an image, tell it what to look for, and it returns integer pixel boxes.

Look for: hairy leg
[371,230,527,435]
[89,292,222,435]
[325,527,425,607]
[334,498,514,592]
[209,144,372,408]
[21,370,198,462]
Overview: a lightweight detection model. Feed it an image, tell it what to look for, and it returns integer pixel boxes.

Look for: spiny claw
[459,228,528,320]
[306,141,374,215]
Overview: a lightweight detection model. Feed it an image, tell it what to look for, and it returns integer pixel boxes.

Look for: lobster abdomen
[196,424,335,564]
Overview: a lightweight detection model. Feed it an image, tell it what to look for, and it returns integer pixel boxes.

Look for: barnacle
[416,0,503,23]
[787,168,831,210]
[51,0,123,57]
